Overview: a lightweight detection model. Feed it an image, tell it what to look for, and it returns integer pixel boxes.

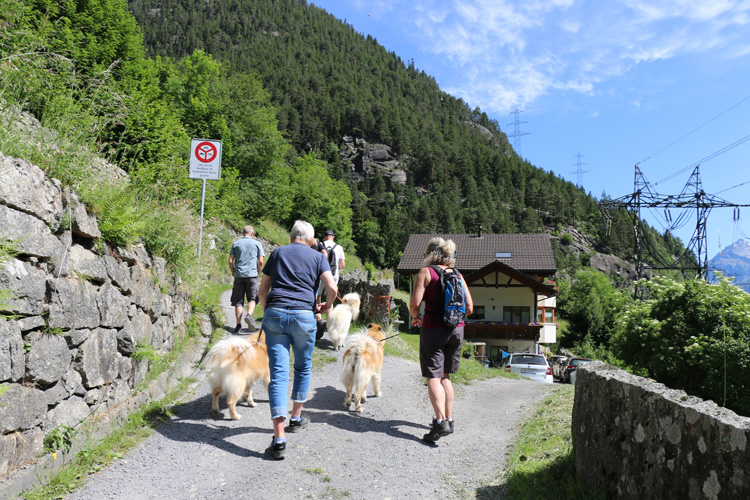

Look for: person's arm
[257,256,264,275]
[258,274,271,310]
[228,254,235,275]
[462,275,474,316]
[337,246,345,270]
[318,270,338,314]
[409,267,431,327]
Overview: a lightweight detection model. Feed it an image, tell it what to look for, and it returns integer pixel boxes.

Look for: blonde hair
[423,237,456,267]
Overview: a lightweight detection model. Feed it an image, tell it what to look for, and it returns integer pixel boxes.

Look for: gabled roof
[397,233,556,274]
[466,261,557,295]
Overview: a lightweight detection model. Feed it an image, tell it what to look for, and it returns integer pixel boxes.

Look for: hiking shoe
[244,316,259,332]
[265,438,286,460]
[447,419,454,434]
[233,324,242,334]
[422,419,451,442]
[285,415,310,433]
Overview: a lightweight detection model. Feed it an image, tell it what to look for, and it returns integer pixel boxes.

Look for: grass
[475,385,602,500]
[21,384,188,500]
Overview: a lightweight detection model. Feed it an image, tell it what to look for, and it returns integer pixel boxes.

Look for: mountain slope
[709,239,750,291]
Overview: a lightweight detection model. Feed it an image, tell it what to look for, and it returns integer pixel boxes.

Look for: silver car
[503,353,553,383]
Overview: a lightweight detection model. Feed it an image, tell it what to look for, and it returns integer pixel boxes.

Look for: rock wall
[0,154,192,480]
[337,270,398,326]
[572,361,750,500]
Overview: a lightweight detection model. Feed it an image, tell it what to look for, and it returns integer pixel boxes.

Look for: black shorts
[419,325,464,378]
[230,277,259,306]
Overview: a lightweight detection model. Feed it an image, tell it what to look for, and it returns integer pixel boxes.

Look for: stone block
[43,396,90,432]
[24,332,72,386]
[0,318,24,382]
[75,328,118,388]
[0,384,47,433]
[63,189,101,239]
[69,245,108,282]
[0,259,46,315]
[0,428,44,478]
[0,204,66,261]
[97,281,129,328]
[0,155,63,229]
[15,315,46,332]
[47,277,100,329]
[103,255,132,293]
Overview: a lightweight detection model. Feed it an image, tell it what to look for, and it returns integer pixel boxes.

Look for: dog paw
[230,414,242,420]
[352,405,363,412]
[374,391,382,397]
[246,401,257,407]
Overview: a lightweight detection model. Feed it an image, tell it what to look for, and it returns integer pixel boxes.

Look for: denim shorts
[262,308,317,419]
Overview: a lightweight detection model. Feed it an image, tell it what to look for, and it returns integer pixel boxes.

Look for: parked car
[562,357,591,383]
[549,355,567,380]
[569,359,592,384]
[503,353,553,383]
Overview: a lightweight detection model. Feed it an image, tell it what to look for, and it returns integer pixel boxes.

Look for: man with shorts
[229,225,265,333]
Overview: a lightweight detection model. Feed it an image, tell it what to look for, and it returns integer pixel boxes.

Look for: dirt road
[65,294,555,500]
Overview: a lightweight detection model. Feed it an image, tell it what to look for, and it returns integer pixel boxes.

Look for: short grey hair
[423,237,456,267]
[291,220,315,243]
[243,225,254,235]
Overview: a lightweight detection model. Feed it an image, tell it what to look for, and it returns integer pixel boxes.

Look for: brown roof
[397,233,556,274]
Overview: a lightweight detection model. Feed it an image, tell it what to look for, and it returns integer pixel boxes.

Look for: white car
[503,353,553,383]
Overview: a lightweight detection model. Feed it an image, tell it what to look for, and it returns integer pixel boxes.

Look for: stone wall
[337,270,399,326]
[0,154,193,480]
[572,361,750,500]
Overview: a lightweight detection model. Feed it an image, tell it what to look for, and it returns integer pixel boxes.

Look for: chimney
[478,225,483,238]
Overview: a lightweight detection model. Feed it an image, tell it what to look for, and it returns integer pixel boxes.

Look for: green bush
[612,276,750,416]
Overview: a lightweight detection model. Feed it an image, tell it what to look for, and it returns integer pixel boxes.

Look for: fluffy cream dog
[206,330,270,420]
[327,292,361,350]
[341,323,386,412]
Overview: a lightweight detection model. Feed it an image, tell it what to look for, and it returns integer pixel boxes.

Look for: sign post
[189,139,222,297]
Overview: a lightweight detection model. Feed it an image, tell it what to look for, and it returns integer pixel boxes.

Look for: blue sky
[310,0,750,258]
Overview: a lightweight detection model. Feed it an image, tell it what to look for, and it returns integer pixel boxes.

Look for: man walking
[258,220,337,459]
[229,225,265,333]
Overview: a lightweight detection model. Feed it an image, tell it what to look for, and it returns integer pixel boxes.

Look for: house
[397,232,558,363]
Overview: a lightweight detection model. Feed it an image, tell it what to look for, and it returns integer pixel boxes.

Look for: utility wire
[639,93,750,165]
[654,133,750,185]
[716,178,750,195]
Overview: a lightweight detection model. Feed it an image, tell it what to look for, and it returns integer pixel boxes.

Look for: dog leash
[378,331,402,342]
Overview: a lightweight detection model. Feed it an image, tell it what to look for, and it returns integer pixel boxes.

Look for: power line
[639,92,750,165]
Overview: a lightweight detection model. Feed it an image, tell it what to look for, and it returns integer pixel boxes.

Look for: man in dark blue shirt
[258,220,337,459]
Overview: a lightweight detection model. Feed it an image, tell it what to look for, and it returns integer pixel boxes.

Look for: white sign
[189,138,222,180]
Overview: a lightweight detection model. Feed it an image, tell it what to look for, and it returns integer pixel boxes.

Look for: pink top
[422,266,465,328]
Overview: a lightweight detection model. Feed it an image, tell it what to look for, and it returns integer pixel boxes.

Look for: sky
[310,0,750,260]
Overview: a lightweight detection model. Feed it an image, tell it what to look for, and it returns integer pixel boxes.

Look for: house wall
[469,285,535,321]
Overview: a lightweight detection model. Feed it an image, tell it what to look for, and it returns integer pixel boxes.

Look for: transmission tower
[507,106,530,156]
[570,152,589,186]
[600,165,750,283]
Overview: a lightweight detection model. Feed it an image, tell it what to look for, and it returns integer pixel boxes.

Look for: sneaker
[244,316,259,332]
[233,324,242,334]
[447,419,454,434]
[422,419,451,443]
[285,415,310,433]
[265,438,286,460]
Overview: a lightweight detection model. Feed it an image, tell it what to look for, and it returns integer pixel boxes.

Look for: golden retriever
[327,292,361,350]
[341,323,386,412]
[206,330,270,420]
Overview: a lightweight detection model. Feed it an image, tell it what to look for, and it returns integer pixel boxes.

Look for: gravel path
[65,292,555,500]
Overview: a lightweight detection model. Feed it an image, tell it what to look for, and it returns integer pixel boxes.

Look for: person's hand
[411,315,422,328]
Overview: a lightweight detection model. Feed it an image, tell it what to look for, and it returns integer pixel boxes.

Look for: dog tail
[206,337,257,370]
[340,334,375,392]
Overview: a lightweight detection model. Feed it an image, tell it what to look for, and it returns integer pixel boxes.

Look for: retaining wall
[0,153,195,483]
[572,361,750,500]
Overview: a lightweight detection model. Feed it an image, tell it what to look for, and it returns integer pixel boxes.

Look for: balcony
[464,321,543,341]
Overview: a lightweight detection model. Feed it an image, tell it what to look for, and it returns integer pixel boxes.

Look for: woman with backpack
[409,237,473,443]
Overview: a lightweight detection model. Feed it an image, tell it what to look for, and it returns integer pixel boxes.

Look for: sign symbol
[194,141,218,163]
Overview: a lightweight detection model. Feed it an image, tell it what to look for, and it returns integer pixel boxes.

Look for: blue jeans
[262,308,317,420]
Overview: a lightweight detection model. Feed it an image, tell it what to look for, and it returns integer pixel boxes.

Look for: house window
[503,306,530,323]
[537,307,555,323]
[495,252,511,258]
[468,305,485,320]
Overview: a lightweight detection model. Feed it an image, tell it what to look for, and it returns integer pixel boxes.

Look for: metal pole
[195,179,207,300]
